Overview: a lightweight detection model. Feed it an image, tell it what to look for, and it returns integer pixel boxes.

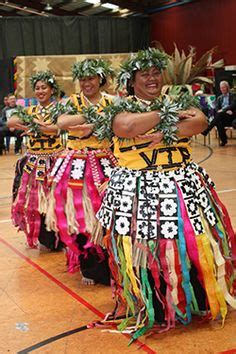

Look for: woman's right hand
[67,123,94,138]
[14,123,29,131]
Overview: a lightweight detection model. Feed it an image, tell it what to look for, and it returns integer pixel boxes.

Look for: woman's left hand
[178,109,197,120]
[137,131,163,148]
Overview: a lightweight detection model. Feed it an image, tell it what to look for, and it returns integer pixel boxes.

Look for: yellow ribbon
[122,236,140,298]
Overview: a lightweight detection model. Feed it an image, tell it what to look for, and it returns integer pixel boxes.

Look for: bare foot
[82,276,95,285]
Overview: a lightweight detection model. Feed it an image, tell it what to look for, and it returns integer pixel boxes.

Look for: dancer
[8,71,64,251]
[96,48,236,340]
[46,58,117,285]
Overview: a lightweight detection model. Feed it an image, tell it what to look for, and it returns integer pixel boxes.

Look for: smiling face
[79,75,101,99]
[34,80,53,106]
[132,66,163,100]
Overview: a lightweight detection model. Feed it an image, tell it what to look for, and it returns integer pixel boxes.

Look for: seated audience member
[0,96,9,154]
[202,81,236,146]
[1,94,23,154]
[0,96,9,113]
[0,118,5,155]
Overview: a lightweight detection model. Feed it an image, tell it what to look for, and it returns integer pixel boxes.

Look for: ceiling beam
[2,0,77,15]
[100,0,146,13]
[51,1,95,15]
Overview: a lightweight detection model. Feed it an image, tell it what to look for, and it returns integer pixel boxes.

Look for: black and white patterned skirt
[97,162,217,240]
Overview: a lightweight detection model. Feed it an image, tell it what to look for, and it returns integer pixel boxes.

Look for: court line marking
[217,189,236,194]
[0,236,156,354]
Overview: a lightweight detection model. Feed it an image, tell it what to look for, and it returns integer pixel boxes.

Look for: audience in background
[202,81,236,146]
[1,94,23,154]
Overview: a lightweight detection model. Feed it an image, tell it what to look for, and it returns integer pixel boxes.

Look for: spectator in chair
[202,81,236,146]
[2,94,23,153]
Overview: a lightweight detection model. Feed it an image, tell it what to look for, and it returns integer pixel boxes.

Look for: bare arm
[7,115,28,130]
[36,121,58,135]
[112,111,160,138]
[57,114,86,130]
[176,108,208,137]
[113,107,207,139]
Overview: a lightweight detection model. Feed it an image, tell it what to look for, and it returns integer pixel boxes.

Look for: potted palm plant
[161,45,224,95]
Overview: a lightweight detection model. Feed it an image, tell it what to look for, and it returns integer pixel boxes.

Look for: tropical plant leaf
[174,43,182,67]
[161,84,171,95]
[211,59,224,68]
[188,76,213,84]
[177,55,193,84]
[164,58,176,84]
[188,48,215,81]
[161,44,223,91]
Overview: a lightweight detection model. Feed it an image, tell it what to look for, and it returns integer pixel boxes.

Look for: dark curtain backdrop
[0,16,150,59]
[0,58,14,107]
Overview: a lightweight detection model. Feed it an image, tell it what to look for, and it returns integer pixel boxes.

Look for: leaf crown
[117,48,169,89]
[72,58,114,81]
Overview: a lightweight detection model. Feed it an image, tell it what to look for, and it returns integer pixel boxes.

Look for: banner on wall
[15,53,129,98]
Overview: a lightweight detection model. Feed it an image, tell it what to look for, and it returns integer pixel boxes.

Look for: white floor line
[217,188,236,194]
[0,219,11,223]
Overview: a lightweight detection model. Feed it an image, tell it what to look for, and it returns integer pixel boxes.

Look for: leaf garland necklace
[81,91,106,113]
[10,102,59,137]
[80,92,200,145]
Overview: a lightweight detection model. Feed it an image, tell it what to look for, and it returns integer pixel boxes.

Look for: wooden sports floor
[0,133,235,354]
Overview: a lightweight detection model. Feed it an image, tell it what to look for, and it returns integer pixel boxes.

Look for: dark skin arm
[7,115,28,131]
[113,107,207,139]
[57,114,86,130]
[113,110,161,138]
[176,108,208,136]
[8,115,58,135]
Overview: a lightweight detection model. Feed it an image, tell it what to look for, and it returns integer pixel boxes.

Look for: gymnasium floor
[0,134,235,354]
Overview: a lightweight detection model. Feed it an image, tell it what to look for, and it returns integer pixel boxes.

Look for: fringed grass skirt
[97,162,236,341]
[45,148,117,272]
[12,151,62,248]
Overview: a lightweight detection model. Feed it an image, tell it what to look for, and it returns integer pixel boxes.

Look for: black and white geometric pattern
[70,158,86,180]
[99,157,113,178]
[97,162,219,241]
[136,173,159,239]
[159,175,178,239]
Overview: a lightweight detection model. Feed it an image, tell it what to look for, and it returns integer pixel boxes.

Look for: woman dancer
[96,48,236,340]
[46,58,117,285]
[8,71,64,251]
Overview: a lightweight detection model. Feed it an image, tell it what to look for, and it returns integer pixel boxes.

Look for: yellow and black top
[26,103,62,155]
[113,133,192,171]
[67,92,113,150]
[113,95,192,171]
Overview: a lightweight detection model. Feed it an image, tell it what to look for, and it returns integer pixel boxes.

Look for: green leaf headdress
[30,71,59,96]
[72,58,114,82]
[117,47,169,90]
